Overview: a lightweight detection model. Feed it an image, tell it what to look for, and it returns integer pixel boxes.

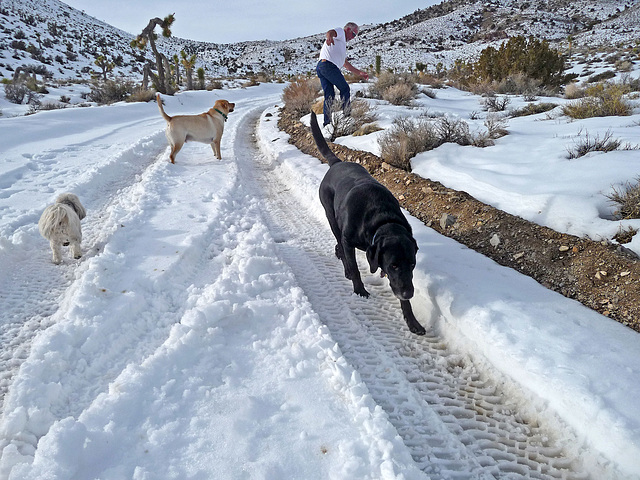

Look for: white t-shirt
[319,27,347,68]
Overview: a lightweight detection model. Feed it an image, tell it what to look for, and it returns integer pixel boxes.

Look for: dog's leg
[70,240,82,259]
[342,242,369,297]
[212,140,221,159]
[400,300,426,335]
[50,241,62,264]
[170,142,183,164]
[320,197,345,260]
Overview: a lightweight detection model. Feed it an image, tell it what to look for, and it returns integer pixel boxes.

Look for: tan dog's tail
[156,93,172,122]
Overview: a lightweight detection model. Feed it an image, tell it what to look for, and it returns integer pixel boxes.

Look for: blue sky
[62,0,440,43]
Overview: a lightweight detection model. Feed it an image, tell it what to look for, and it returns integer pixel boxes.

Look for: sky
[0,83,639,479]
[61,0,441,43]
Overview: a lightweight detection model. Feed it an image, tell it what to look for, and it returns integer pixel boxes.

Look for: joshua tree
[94,54,115,80]
[131,14,175,94]
[197,67,205,90]
[172,53,181,86]
[181,50,196,90]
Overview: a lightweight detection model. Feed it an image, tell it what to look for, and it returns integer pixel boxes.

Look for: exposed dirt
[277,109,640,334]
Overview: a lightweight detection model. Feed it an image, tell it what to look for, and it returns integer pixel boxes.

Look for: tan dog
[156,93,235,163]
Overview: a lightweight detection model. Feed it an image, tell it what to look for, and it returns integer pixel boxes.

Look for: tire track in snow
[0,100,284,466]
[0,132,166,413]
[242,113,599,479]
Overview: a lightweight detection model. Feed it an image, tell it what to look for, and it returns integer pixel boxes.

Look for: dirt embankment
[278,109,640,334]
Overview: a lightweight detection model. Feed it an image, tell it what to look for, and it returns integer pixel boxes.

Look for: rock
[440,213,457,229]
[490,233,500,248]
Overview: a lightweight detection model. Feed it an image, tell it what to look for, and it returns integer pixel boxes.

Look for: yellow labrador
[157,93,235,163]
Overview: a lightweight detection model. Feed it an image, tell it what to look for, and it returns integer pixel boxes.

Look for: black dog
[310,112,426,335]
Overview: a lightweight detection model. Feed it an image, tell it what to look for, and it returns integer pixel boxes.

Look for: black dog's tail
[310,112,341,167]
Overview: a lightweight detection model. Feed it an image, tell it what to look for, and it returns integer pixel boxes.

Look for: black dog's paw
[406,318,426,335]
[409,323,426,335]
[354,286,370,298]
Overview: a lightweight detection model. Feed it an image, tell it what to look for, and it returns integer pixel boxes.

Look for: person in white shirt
[316,22,369,126]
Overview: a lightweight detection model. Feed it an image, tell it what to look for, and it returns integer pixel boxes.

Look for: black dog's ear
[366,244,379,273]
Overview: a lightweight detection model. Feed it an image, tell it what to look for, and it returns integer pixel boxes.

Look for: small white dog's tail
[156,93,172,122]
[55,192,86,220]
[38,206,70,239]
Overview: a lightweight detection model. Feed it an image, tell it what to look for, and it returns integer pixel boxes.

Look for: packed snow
[1,82,640,479]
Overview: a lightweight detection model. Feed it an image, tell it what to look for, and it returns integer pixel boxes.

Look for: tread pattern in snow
[243,115,594,479]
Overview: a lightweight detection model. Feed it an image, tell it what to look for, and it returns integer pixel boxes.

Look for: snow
[1,82,640,479]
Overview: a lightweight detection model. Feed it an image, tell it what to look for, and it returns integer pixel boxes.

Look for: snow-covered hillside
[1,0,639,82]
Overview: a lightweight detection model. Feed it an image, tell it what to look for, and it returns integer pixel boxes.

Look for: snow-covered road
[0,84,638,479]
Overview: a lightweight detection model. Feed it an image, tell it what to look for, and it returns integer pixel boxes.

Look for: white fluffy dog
[38,192,87,264]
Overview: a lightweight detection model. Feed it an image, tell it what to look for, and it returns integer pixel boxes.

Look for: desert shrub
[482,95,511,112]
[366,71,418,105]
[282,77,320,117]
[563,82,632,119]
[433,116,471,145]
[353,123,382,136]
[587,70,616,83]
[378,114,474,171]
[613,225,637,244]
[326,98,377,140]
[4,81,29,103]
[607,179,640,219]
[566,129,638,159]
[509,102,558,117]
[382,82,416,106]
[378,116,438,171]
[421,87,437,99]
[126,88,157,103]
[208,79,224,90]
[483,114,509,139]
[87,79,134,104]
[564,83,585,99]
[620,73,640,92]
[472,36,566,89]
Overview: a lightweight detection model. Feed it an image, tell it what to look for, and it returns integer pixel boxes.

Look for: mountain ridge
[1,0,639,81]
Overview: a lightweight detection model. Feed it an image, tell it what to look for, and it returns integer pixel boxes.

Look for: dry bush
[378,116,439,171]
[563,82,632,119]
[482,95,511,112]
[327,98,377,140]
[509,102,558,117]
[607,179,640,219]
[4,82,30,104]
[282,77,320,117]
[126,88,157,103]
[434,116,471,145]
[567,129,638,159]
[87,79,134,104]
[620,73,640,92]
[383,83,416,106]
[208,79,224,90]
[353,123,382,136]
[564,83,585,99]
[613,225,638,244]
[484,114,509,139]
[367,71,418,105]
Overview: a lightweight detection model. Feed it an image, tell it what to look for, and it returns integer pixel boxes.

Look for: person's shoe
[321,123,334,140]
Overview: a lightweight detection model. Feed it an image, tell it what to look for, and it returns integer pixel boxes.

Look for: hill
[1,0,639,82]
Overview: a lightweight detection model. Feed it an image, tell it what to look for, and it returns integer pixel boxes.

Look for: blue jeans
[316,60,350,126]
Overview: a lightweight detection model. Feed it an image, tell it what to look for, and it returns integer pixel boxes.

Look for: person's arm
[344,60,369,80]
[325,29,337,45]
